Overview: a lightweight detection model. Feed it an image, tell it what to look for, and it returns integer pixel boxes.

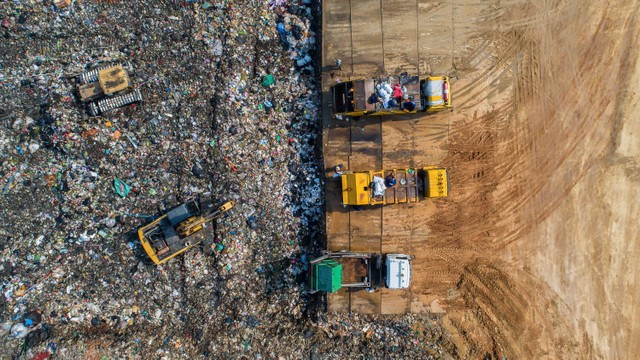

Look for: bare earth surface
[322,0,640,358]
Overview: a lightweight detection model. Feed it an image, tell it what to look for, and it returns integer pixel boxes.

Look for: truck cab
[420,76,452,113]
[385,254,412,289]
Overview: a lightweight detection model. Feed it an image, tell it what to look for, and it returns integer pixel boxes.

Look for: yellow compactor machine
[341,167,449,206]
[77,64,143,116]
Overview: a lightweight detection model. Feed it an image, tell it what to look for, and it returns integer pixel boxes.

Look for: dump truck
[77,64,143,116]
[341,166,449,206]
[138,199,234,265]
[332,75,452,117]
[309,252,412,292]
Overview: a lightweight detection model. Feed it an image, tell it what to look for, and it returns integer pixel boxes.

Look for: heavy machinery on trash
[77,64,143,116]
[341,166,449,206]
[309,252,412,292]
[138,199,234,265]
[332,75,452,117]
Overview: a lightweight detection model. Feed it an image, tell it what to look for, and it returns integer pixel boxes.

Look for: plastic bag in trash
[262,74,275,87]
[114,178,131,198]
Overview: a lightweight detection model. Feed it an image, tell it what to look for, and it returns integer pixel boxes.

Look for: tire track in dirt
[430,103,511,253]
[420,0,634,357]
[496,4,637,247]
[453,33,522,106]
[451,0,564,108]
[441,261,582,358]
[445,0,627,250]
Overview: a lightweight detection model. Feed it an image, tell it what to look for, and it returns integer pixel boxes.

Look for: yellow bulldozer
[77,64,143,116]
[138,199,234,265]
[341,166,449,206]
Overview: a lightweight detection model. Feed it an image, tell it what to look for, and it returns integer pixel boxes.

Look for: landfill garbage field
[0,0,459,358]
[322,0,640,358]
[0,0,637,359]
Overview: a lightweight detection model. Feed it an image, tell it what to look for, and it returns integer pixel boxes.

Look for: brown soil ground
[322,0,640,358]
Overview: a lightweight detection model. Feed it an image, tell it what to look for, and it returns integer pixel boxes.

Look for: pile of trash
[0,0,451,357]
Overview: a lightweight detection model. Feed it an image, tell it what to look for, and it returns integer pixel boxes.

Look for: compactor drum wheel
[89,89,142,116]
[78,66,109,84]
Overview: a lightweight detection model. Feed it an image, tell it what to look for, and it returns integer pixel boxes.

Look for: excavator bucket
[218,201,235,212]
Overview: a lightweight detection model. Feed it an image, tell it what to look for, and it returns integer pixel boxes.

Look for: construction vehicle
[332,75,452,117]
[309,252,412,292]
[77,64,143,116]
[341,166,449,206]
[138,199,234,265]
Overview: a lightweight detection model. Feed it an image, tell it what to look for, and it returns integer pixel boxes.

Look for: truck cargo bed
[339,257,369,286]
[371,169,419,205]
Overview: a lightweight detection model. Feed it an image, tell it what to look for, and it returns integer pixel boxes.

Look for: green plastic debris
[149,188,157,196]
[114,178,131,198]
[261,74,274,87]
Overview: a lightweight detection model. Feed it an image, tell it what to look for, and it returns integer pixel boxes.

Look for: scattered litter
[10,323,29,339]
[0,0,446,358]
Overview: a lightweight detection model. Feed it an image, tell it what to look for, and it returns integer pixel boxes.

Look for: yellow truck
[332,75,452,117]
[138,199,234,265]
[341,167,449,206]
[77,64,143,116]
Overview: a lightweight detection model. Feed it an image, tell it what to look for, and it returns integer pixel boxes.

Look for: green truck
[309,252,412,292]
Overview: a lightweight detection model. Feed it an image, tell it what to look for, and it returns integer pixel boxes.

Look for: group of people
[368,82,416,112]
